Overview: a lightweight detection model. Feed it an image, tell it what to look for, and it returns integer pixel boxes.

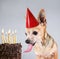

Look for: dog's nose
[25,39,30,44]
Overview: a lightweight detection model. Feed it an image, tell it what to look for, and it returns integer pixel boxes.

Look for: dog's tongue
[24,44,33,53]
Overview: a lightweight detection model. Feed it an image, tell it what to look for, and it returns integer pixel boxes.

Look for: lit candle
[5,32,8,43]
[13,29,16,43]
[8,29,11,44]
[11,31,14,44]
[1,29,5,44]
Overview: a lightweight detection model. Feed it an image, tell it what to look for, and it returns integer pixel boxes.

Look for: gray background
[0,0,60,59]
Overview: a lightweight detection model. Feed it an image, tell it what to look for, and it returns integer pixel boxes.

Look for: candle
[13,30,16,43]
[8,29,11,44]
[11,31,14,44]
[5,32,8,43]
[1,29,5,44]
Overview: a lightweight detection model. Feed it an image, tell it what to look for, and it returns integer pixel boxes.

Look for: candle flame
[8,29,11,34]
[2,28,4,34]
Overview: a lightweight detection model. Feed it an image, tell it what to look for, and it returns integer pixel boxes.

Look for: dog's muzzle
[25,39,36,46]
[25,39,30,44]
[24,39,36,53]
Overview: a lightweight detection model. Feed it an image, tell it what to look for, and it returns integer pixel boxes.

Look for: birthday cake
[0,29,22,59]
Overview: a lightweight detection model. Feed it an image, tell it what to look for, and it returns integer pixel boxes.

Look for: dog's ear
[37,9,47,25]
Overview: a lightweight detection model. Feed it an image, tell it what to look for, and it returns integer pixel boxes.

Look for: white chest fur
[33,35,57,57]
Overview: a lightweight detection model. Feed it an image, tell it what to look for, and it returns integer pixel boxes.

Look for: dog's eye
[25,33,27,36]
[32,31,38,35]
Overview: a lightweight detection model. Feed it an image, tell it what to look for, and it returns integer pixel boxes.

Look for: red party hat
[26,8,39,28]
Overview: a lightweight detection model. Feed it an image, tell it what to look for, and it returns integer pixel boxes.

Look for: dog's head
[25,9,47,45]
[24,9,47,53]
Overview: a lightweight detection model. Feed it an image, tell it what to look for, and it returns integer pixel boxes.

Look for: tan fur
[35,9,58,59]
[37,9,46,25]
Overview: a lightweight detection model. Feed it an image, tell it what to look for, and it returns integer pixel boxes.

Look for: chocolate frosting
[0,43,22,59]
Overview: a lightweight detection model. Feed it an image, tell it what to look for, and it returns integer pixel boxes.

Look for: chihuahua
[25,9,58,59]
